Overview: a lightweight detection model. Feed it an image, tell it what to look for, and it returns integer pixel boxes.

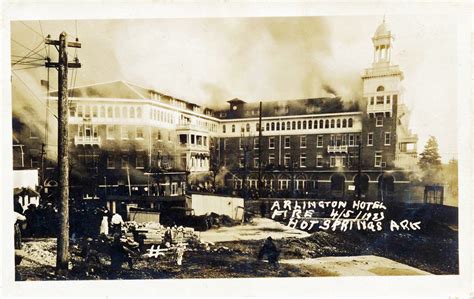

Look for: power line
[20,21,44,38]
[11,40,45,66]
[11,39,45,58]
[11,71,58,119]
[38,21,48,56]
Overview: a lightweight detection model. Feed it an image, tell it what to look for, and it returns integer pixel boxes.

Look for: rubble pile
[125,221,200,246]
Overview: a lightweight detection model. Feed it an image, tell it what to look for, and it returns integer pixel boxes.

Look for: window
[136,127,144,139]
[376,96,384,104]
[232,124,235,133]
[300,136,307,148]
[241,125,245,133]
[284,153,291,167]
[136,107,142,118]
[330,156,336,167]
[292,121,296,130]
[122,106,128,118]
[246,123,250,132]
[107,156,115,169]
[284,136,290,149]
[375,152,382,167]
[355,134,361,145]
[222,125,226,133]
[287,121,290,130]
[107,107,113,118]
[325,120,329,128]
[349,134,355,146]
[83,106,91,118]
[121,127,130,140]
[384,132,391,145]
[342,119,347,128]
[393,94,398,102]
[269,137,275,149]
[256,123,260,131]
[386,95,391,105]
[130,107,135,118]
[319,120,324,129]
[303,121,307,130]
[376,115,383,127]
[297,121,301,130]
[239,138,243,150]
[308,120,312,129]
[136,156,145,169]
[106,125,114,140]
[336,119,341,128]
[376,86,385,92]
[254,157,260,168]
[316,154,323,168]
[77,105,83,117]
[157,130,162,141]
[266,123,270,131]
[348,118,353,128]
[300,153,306,168]
[317,135,323,148]
[370,97,374,105]
[279,180,289,190]
[254,138,259,149]
[268,153,275,165]
[330,119,335,128]
[271,122,275,131]
[121,157,128,169]
[239,156,245,168]
[367,133,374,146]
[281,122,285,130]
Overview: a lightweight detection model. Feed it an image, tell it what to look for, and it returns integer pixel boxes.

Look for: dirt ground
[15,217,458,280]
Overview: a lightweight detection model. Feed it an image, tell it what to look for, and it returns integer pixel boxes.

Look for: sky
[10,15,458,162]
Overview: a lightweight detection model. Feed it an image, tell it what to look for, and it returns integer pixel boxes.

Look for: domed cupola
[372,18,393,67]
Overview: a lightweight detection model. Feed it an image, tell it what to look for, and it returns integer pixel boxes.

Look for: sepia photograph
[2,1,472,297]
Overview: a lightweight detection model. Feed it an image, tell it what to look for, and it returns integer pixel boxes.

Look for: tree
[418,136,442,183]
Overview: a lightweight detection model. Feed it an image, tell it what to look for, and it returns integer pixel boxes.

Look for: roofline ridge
[47,79,125,95]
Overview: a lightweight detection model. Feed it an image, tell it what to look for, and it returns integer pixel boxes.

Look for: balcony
[74,136,101,146]
[367,103,392,116]
[327,145,348,154]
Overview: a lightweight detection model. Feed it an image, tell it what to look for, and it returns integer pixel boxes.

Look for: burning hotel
[12,19,419,212]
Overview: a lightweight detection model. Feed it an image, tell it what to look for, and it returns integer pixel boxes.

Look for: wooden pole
[56,31,69,270]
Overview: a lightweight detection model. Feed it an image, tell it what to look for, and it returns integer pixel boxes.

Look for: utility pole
[357,140,362,200]
[257,101,263,197]
[45,32,81,271]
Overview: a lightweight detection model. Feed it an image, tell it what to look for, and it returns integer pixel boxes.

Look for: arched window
[271,122,275,131]
[130,107,135,118]
[303,121,307,130]
[297,121,301,130]
[276,122,280,131]
[308,120,312,129]
[325,120,329,128]
[376,86,385,92]
[246,123,250,132]
[107,107,113,118]
[292,121,296,130]
[77,105,83,117]
[266,123,270,131]
[342,119,347,128]
[115,107,120,118]
[136,107,142,118]
[122,106,128,118]
[287,121,290,130]
[281,122,285,130]
[331,119,335,128]
[348,118,353,128]
[84,106,91,117]
[336,119,341,128]
[232,124,236,132]
[319,120,323,129]
[99,106,105,118]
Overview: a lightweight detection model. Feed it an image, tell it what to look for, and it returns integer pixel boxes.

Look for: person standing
[100,210,109,236]
[111,212,124,236]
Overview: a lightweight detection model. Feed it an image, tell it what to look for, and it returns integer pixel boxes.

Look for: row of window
[367,132,391,146]
[238,152,385,168]
[231,134,362,150]
[222,117,355,133]
[368,94,398,106]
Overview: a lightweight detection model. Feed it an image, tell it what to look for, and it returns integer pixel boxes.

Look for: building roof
[374,19,390,38]
[49,80,145,99]
[215,97,360,119]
